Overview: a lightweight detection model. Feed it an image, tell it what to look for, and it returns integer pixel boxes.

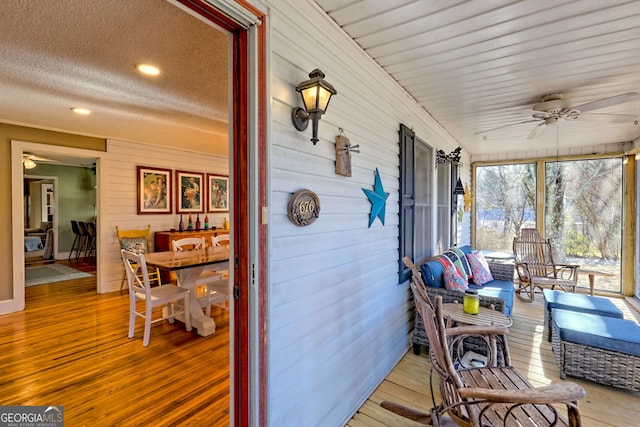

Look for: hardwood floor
[348,293,640,427]
[1,261,229,426]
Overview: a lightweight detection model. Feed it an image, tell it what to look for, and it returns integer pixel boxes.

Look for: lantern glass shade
[296,69,336,114]
[300,84,333,113]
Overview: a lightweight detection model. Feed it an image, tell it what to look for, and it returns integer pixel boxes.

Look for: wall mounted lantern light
[291,69,337,145]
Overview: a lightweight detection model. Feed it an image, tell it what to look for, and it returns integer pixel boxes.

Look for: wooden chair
[383,284,586,426]
[172,237,229,316]
[116,224,162,291]
[121,249,191,347]
[513,234,579,302]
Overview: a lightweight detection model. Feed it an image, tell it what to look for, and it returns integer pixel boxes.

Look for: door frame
[9,140,105,313]
[174,1,268,425]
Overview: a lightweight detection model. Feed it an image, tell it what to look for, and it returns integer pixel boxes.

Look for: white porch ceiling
[315,0,640,158]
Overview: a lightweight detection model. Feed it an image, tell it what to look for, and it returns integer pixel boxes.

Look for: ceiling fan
[478,92,640,140]
[23,152,60,169]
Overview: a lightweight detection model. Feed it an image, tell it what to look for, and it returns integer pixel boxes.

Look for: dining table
[143,245,229,337]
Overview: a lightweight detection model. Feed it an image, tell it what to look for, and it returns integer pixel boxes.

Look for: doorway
[11,140,105,311]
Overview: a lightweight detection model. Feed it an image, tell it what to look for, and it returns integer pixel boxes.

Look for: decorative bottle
[195,214,201,231]
[223,217,230,230]
[187,214,193,231]
[204,214,209,230]
[178,215,184,232]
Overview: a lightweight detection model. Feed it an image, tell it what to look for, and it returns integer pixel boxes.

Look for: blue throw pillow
[421,257,447,288]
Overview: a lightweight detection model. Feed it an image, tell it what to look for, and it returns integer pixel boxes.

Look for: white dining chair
[172,237,206,251]
[172,237,228,316]
[205,234,231,315]
[121,249,191,347]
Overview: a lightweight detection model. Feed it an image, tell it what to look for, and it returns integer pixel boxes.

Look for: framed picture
[137,166,172,214]
[207,174,229,212]
[176,170,205,213]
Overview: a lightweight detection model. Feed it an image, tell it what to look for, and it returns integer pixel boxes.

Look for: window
[475,163,536,252]
[545,158,621,293]
[475,157,622,294]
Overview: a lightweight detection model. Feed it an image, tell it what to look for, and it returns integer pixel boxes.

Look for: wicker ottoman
[543,289,624,341]
[551,308,640,391]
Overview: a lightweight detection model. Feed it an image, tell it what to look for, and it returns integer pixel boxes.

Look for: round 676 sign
[288,189,320,226]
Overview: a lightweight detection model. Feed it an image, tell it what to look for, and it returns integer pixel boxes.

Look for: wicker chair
[382,284,586,427]
[513,234,579,302]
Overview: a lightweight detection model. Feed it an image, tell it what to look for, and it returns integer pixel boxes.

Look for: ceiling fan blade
[579,112,637,123]
[475,119,541,135]
[573,92,640,113]
[24,152,60,163]
[527,120,551,139]
[31,156,60,163]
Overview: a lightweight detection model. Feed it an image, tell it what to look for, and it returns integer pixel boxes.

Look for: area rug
[25,264,93,287]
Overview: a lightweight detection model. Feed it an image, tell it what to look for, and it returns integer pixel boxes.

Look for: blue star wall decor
[362,168,389,228]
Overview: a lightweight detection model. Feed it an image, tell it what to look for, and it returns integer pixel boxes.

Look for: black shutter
[399,124,415,283]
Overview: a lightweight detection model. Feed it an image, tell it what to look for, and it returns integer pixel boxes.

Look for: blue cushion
[458,245,473,255]
[468,280,514,316]
[543,289,623,319]
[552,308,640,356]
[421,258,446,288]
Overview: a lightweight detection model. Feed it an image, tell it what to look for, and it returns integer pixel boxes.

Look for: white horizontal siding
[97,139,227,293]
[265,1,463,425]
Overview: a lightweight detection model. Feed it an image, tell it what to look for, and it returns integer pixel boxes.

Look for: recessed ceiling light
[137,64,160,76]
[71,107,91,115]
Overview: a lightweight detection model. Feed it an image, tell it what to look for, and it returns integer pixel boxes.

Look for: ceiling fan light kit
[23,158,36,169]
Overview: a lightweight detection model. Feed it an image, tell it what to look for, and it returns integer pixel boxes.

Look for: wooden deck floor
[348,293,640,427]
[1,260,230,426]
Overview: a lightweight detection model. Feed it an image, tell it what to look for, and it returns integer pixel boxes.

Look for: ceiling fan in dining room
[22,152,61,169]
[477,92,640,140]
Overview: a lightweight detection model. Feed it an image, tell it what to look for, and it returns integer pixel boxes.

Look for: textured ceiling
[315,0,640,158]
[0,0,229,159]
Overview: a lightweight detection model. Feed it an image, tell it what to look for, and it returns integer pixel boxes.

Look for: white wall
[98,139,228,293]
[265,1,464,425]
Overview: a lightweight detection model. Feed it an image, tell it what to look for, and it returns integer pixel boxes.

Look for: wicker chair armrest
[487,262,514,282]
[459,381,586,404]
